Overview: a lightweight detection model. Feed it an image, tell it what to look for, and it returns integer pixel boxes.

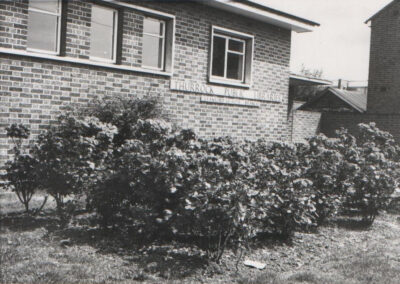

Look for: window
[142,17,166,70]
[27,0,62,54]
[209,26,254,86]
[90,5,118,63]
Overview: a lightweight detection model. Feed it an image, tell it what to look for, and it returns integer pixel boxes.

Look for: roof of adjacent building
[289,73,332,86]
[299,87,367,113]
[202,0,320,33]
[365,0,398,23]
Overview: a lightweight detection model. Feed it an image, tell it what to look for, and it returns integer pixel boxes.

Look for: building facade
[0,0,318,165]
[366,0,400,114]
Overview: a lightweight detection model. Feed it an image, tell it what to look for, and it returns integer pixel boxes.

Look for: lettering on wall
[170,80,282,103]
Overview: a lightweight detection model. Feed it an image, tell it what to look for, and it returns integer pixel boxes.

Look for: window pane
[142,34,163,68]
[29,0,59,13]
[228,39,244,53]
[27,10,58,52]
[143,18,163,36]
[90,6,115,60]
[212,36,226,77]
[227,53,244,80]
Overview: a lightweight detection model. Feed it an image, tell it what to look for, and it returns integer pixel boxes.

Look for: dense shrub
[3,124,41,213]
[4,94,400,262]
[339,124,400,223]
[32,115,117,211]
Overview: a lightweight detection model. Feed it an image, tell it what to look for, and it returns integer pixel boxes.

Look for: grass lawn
[2,190,400,283]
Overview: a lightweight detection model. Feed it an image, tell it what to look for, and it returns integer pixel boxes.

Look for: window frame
[27,0,62,55]
[141,17,166,71]
[209,26,254,88]
[89,4,119,64]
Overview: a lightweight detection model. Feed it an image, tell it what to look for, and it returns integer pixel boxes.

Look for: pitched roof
[365,0,398,23]
[299,87,367,113]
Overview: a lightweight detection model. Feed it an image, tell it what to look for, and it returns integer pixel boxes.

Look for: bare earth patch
[2,191,400,283]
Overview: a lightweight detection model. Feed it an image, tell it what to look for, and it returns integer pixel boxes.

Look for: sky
[255,0,393,82]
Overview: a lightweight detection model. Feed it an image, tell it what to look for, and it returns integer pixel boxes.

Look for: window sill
[0,48,172,77]
[209,77,250,89]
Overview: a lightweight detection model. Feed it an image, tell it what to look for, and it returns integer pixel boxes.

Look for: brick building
[0,0,318,165]
[316,0,400,142]
[366,0,400,114]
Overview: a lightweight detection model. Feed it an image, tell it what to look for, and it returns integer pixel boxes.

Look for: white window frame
[209,26,254,88]
[89,4,119,64]
[27,0,62,55]
[142,17,166,71]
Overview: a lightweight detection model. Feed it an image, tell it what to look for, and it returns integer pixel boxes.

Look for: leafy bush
[32,115,117,211]
[4,94,400,263]
[339,123,400,224]
[3,124,43,213]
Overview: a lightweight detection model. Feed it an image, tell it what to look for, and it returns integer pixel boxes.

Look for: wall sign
[170,80,282,103]
[200,95,260,107]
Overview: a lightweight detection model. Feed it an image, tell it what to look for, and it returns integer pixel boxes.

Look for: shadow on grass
[328,217,373,231]
[49,222,209,280]
[0,210,61,232]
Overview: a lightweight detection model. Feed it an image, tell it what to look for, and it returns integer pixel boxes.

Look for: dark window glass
[228,39,244,52]
[212,36,226,77]
[227,53,243,80]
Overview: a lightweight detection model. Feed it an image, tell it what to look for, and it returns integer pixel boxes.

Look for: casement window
[27,0,62,55]
[209,26,254,87]
[90,5,118,63]
[142,17,166,70]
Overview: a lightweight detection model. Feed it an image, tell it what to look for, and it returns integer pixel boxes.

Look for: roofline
[299,87,365,113]
[200,0,319,33]
[365,0,397,24]
[238,0,320,27]
[328,87,365,113]
[289,74,332,85]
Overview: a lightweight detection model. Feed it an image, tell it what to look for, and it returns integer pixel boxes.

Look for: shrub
[3,124,43,213]
[33,115,117,211]
[340,123,400,224]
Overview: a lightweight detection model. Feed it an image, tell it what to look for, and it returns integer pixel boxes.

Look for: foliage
[3,124,42,213]
[3,94,400,262]
[339,124,400,224]
[32,115,117,211]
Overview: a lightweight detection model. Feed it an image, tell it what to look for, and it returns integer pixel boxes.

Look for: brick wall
[0,0,292,165]
[289,101,321,143]
[320,112,400,142]
[367,0,400,114]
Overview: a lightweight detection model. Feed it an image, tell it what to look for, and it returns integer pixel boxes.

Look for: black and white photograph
[1,0,400,283]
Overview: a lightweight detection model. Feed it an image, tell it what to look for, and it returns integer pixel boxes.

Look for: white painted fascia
[204,0,317,33]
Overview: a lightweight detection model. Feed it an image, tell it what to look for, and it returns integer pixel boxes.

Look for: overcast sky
[255,0,392,81]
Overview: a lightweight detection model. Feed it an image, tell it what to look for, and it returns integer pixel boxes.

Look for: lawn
[2,191,400,283]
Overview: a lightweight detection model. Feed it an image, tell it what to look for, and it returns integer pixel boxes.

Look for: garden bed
[1,191,400,283]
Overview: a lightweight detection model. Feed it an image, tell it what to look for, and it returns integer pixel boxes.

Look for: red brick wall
[367,0,400,114]
[0,0,292,165]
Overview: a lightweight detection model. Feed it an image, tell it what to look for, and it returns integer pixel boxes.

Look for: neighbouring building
[0,0,319,166]
[315,0,400,142]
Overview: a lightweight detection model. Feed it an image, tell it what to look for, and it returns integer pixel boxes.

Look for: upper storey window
[210,26,254,87]
[142,17,166,70]
[90,5,118,63]
[27,0,62,54]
